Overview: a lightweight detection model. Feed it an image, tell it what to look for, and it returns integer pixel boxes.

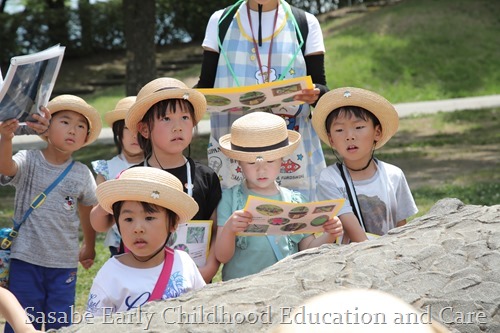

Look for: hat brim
[219,130,301,163]
[96,178,198,223]
[41,100,102,146]
[312,87,399,149]
[126,89,206,133]
[104,109,126,127]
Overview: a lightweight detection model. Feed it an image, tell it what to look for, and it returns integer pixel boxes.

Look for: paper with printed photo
[0,45,65,124]
[196,76,313,113]
[166,220,212,267]
[240,195,345,236]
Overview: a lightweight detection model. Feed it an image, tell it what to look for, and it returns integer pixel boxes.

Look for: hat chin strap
[334,142,376,172]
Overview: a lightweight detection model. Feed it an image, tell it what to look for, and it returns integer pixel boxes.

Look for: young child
[0,287,42,333]
[312,87,418,243]
[91,77,222,283]
[0,94,101,332]
[86,167,205,315]
[91,96,143,256]
[215,112,343,281]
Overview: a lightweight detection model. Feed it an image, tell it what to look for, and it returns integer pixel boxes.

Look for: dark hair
[112,119,126,154]
[137,99,196,158]
[112,201,179,232]
[325,106,381,135]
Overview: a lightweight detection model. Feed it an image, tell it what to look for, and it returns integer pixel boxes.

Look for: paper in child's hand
[239,196,345,236]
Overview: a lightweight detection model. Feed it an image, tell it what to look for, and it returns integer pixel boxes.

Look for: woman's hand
[294,85,321,105]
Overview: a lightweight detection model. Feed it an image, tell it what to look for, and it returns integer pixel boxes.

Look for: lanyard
[246,3,279,83]
[185,159,193,197]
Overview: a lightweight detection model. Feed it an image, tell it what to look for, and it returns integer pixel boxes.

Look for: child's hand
[26,106,51,135]
[226,210,253,234]
[79,244,96,270]
[0,119,19,140]
[322,216,343,239]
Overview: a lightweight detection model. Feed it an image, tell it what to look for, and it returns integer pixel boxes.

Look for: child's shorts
[5,259,77,332]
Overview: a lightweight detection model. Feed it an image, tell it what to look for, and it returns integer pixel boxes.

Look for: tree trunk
[123,0,156,96]
[45,0,70,47]
[78,0,93,55]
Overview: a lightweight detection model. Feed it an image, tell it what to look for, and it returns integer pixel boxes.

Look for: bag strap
[218,3,308,55]
[149,247,175,301]
[290,5,308,56]
[1,161,75,250]
[337,162,367,231]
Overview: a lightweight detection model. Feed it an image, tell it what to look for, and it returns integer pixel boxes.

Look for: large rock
[61,198,500,333]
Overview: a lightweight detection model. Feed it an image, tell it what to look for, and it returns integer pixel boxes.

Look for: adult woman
[197,0,328,201]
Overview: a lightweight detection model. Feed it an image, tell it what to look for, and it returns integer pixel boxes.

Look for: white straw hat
[219,112,301,163]
[43,94,102,146]
[312,87,399,149]
[96,167,199,223]
[103,96,136,126]
[126,77,206,133]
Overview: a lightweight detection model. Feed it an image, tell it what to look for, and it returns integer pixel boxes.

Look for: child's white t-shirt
[86,250,205,316]
[316,160,418,236]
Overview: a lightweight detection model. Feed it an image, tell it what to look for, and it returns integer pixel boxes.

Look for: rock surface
[60,198,500,333]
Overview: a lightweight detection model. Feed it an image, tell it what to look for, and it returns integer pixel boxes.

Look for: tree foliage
[0,0,370,64]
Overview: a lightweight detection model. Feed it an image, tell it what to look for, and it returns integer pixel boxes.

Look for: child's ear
[374,124,382,141]
[169,216,179,233]
[327,133,335,147]
[137,122,150,139]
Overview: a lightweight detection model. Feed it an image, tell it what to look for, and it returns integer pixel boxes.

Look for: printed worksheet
[240,196,345,236]
[196,76,313,113]
[166,220,212,267]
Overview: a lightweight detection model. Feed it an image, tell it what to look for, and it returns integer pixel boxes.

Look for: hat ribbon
[231,137,289,152]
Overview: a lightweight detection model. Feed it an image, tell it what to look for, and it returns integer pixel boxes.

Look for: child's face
[240,159,282,194]
[327,112,381,163]
[46,110,89,152]
[117,201,174,260]
[139,101,194,156]
[121,125,142,158]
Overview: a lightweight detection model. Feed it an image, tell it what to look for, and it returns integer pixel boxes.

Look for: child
[197,0,328,201]
[0,287,42,333]
[0,94,101,332]
[91,77,222,283]
[91,96,143,256]
[86,167,205,315]
[312,87,418,243]
[215,112,343,281]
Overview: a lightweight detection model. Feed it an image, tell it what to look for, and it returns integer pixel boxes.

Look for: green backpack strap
[218,3,308,55]
[290,5,308,56]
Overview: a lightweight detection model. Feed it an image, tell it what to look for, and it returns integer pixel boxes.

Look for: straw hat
[270,289,450,333]
[219,112,301,163]
[312,87,399,149]
[125,77,206,133]
[96,167,199,223]
[43,94,102,146]
[103,96,136,126]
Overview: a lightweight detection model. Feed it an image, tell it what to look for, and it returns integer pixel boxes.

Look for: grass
[322,0,500,102]
[1,0,499,317]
